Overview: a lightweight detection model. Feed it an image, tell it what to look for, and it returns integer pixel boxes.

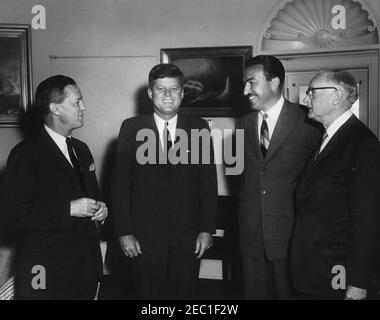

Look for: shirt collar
[153,113,178,132]
[260,96,284,120]
[325,110,353,139]
[44,124,70,153]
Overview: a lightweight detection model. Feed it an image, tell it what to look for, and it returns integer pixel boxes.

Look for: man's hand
[119,235,142,258]
[91,201,108,222]
[70,198,100,218]
[195,232,213,259]
[345,285,367,300]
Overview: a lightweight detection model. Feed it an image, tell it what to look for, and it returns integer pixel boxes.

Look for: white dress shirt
[257,95,285,143]
[44,124,74,166]
[154,113,177,149]
[319,110,353,153]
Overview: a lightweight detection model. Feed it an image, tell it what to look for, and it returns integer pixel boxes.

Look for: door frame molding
[261,48,379,138]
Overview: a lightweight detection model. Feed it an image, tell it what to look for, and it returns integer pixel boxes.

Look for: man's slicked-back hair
[323,70,359,106]
[35,75,77,116]
[148,63,184,88]
[245,55,285,92]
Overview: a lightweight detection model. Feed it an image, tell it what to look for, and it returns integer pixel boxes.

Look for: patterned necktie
[260,113,270,157]
[66,137,85,190]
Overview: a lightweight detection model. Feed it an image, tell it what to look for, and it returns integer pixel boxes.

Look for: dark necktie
[66,137,85,191]
[260,113,270,157]
[163,122,172,174]
[314,131,328,160]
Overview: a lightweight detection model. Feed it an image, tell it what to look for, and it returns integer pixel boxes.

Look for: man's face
[303,78,336,124]
[244,65,278,112]
[148,77,184,119]
[56,85,85,131]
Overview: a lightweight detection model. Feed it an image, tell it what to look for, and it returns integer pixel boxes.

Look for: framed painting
[0,24,32,126]
[161,46,252,117]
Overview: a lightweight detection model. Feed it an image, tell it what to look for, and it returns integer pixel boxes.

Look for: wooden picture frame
[0,24,33,126]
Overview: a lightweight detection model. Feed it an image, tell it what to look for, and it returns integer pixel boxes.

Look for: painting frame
[160,46,252,117]
[0,24,33,127]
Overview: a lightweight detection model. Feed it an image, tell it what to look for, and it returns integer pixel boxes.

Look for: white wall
[1,0,380,190]
[0,0,280,185]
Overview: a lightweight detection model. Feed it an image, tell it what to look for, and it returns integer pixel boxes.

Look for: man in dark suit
[0,75,108,299]
[111,64,218,299]
[291,70,380,300]
[236,55,321,299]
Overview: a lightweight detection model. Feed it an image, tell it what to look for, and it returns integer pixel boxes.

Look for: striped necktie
[260,113,270,157]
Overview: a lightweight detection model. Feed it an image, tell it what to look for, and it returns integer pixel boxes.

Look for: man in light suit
[0,75,108,299]
[291,70,380,299]
[237,55,321,299]
[111,64,217,299]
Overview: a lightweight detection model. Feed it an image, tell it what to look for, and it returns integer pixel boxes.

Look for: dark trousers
[132,245,200,300]
[242,256,294,300]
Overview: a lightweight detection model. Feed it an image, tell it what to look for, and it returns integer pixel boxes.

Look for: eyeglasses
[305,86,337,97]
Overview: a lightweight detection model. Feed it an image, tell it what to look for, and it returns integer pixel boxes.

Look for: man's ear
[271,77,280,91]
[49,103,60,115]
[147,88,153,100]
[332,89,344,107]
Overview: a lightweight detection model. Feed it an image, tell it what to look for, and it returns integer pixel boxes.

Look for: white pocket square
[89,162,96,171]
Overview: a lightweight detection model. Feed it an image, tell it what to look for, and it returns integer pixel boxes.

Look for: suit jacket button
[262,190,267,195]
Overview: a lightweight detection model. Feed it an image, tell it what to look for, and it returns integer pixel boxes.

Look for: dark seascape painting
[0,37,22,117]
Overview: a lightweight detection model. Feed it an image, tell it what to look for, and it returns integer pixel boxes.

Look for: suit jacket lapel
[245,112,263,162]
[71,139,94,196]
[314,115,356,165]
[298,115,356,188]
[265,101,297,163]
[40,129,84,193]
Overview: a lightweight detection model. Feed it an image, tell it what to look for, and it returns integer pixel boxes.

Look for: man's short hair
[35,75,77,116]
[323,70,359,105]
[245,55,285,92]
[148,63,184,88]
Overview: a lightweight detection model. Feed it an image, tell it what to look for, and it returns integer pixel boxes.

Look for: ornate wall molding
[259,0,379,51]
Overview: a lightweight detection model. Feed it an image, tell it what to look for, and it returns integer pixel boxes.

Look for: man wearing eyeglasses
[291,70,380,299]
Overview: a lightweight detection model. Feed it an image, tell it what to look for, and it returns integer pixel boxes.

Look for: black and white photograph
[0,0,380,308]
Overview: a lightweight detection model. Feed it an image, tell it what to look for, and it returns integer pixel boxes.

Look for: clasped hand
[70,197,108,222]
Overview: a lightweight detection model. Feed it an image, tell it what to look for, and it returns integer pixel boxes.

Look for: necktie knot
[315,131,329,159]
[262,113,268,121]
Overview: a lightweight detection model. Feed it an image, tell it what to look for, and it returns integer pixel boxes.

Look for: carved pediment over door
[260,0,379,51]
